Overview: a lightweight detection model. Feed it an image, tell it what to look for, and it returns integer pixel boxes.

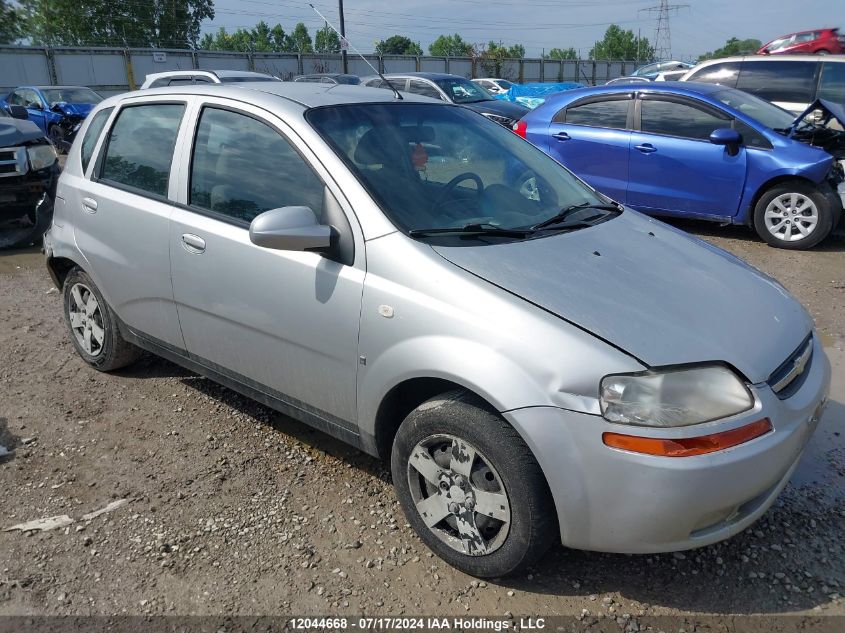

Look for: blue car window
[560,100,629,129]
[640,99,729,141]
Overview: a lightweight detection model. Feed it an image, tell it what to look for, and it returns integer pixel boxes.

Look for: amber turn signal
[602,418,773,457]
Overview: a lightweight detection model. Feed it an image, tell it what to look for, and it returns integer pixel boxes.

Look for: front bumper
[504,337,831,554]
[0,161,59,221]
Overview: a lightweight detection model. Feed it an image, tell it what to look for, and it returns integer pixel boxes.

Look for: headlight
[600,364,753,427]
[27,144,57,170]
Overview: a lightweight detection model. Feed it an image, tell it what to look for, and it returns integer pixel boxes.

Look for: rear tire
[62,267,141,371]
[752,181,835,250]
[391,390,556,577]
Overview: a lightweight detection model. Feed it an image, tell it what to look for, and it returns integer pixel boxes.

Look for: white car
[139,70,281,89]
[471,78,514,95]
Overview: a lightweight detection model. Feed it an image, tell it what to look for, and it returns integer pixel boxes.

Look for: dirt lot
[0,220,843,627]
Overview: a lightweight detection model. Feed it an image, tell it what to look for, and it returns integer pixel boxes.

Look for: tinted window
[100,104,184,197]
[219,75,280,83]
[562,100,629,129]
[149,78,170,88]
[686,62,740,88]
[736,61,818,103]
[640,99,729,140]
[80,107,113,174]
[193,76,213,84]
[819,62,845,104]
[189,107,324,223]
[407,80,443,100]
[167,78,194,86]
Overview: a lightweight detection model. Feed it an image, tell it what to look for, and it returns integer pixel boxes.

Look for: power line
[638,0,688,60]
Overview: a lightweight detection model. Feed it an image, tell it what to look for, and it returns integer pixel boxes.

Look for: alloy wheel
[67,283,105,356]
[763,192,819,242]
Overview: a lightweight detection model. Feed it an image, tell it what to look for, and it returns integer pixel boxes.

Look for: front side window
[736,61,817,103]
[80,107,113,174]
[711,88,795,132]
[818,62,845,104]
[307,103,611,242]
[407,80,443,100]
[640,99,730,140]
[686,62,740,88]
[189,107,324,223]
[100,103,185,197]
[561,99,629,129]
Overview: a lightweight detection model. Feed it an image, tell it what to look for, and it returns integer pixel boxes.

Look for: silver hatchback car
[44,82,830,578]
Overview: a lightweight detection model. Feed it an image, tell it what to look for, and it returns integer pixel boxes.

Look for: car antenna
[308,3,403,100]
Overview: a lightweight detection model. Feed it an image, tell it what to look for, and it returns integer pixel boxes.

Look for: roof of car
[125,81,440,109]
[380,72,467,80]
[692,54,845,64]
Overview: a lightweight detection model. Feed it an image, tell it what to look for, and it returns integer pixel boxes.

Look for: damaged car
[1,85,103,152]
[517,82,844,249]
[0,104,59,249]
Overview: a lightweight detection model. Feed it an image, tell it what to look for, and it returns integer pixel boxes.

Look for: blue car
[516,82,845,249]
[1,85,103,152]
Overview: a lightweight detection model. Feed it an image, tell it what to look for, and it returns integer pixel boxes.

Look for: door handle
[81,197,98,213]
[180,233,206,254]
[635,143,657,154]
[552,131,571,141]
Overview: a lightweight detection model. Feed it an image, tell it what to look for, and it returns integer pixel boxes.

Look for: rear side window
[640,99,730,140]
[818,62,845,103]
[100,103,185,197]
[189,107,324,223]
[736,61,818,103]
[559,99,629,129]
[80,107,113,174]
[686,62,740,88]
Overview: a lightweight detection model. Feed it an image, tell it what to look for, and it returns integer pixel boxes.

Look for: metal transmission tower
[639,1,689,61]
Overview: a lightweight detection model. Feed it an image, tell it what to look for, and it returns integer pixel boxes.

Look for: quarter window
[735,61,818,103]
[640,99,730,141]
[561,100,629,129]
[100,103,185,197]
[189,107,324,223]
[818,62,845,104]
[80,107,113,174]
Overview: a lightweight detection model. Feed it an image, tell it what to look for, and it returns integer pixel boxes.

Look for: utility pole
[639,0,689,61]
[339,0,348,73]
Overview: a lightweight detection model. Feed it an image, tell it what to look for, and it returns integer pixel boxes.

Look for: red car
[758,28,845,55]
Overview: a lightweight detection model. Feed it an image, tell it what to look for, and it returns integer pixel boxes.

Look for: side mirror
[248,206,332,252]
[7,104,29,120]
[709,127,742,156]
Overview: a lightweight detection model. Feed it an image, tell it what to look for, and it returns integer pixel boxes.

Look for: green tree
[285,22,312,53]
[429,33,472,57]
[20,0,214,47]
[270,24,286,51]
[0,0,23,44]
[698,37,762,61]
[376,35,423,55]
[589,24,653,61]
[315,24,340,54]
[251,20,273,52]
[547,47,578,60]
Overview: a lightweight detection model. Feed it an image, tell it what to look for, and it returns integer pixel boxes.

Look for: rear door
[545,94,633,203]
[627,94,746,219]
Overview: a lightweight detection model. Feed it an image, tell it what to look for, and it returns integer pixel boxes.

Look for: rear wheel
[391,390,556,577]
[752,181,836,249]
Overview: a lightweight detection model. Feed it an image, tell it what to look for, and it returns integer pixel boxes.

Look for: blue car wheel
[752,181,837,250]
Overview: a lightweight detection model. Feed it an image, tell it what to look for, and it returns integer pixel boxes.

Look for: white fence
[0,46,644,95]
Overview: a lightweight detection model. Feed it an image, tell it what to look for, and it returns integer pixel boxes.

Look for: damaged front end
[789,99,845,208]
[49,102,86,151]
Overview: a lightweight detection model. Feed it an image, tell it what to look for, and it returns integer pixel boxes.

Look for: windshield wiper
[532,202,621,230]
[408,223,533,238]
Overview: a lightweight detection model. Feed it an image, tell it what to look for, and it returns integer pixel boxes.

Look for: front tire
[62,268,141,371]
[48,124,66,153]
[752,181,836,249]
[391,390,556,577]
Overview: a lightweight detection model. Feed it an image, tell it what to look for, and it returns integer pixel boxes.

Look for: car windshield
[433,78,493,104]
[220,75,280,83]
[307,103,611,243]
[632,62,660,77]
[711,88,796,131]
[765,37,792,52]
[42,87,102,105]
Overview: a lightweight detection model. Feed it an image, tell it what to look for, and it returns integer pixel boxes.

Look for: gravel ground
[0,219,843,626]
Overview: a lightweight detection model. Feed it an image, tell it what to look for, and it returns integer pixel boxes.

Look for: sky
[204,0,841,60]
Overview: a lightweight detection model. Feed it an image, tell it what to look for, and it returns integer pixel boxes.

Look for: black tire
[48,124,65,154]
[62,267,141,371]
[752,180,836,250]
[391,390,556,578]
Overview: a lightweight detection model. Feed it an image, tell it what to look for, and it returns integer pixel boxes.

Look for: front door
[169,103,364,432]
[627,95,747,218]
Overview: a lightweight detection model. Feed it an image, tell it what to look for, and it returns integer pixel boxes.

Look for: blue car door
[627,95,747,219]
[545,94,633,203]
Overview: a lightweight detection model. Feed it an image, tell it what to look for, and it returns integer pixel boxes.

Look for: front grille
[481,113,517,129]
[0,147,26,178]
[767,334,813,399]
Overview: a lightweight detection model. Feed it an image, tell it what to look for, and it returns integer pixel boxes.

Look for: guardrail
[0,45,645,95]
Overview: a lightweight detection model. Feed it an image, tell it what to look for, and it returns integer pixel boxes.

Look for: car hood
[791,98,845,132]
[464,99,530,120]
[0,117,48,146]
[788,99,845,159]
[51,102,95,117]
[431,211,812,383]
